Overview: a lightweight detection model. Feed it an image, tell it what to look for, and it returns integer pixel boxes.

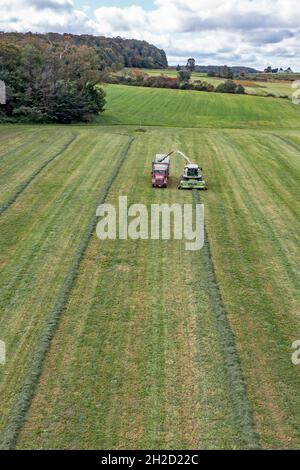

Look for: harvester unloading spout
[174,150,192,165]
[158,149,191,164]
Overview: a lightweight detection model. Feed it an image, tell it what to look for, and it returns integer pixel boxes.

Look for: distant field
[132,68,297,98]
[1,84,300,449]
[99,84,300,128]
[199,75,294,98]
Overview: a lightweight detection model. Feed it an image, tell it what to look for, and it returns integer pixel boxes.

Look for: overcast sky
[1,0,299,70]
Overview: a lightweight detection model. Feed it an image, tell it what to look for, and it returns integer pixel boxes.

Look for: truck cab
[152,164,168,187]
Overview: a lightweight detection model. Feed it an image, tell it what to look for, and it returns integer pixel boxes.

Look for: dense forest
[0,32,168,123]
[0,32,168,70]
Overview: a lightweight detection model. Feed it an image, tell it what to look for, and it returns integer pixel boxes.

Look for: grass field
[134,68,297,98]
[99,84,300,129]
[1,84,300,449]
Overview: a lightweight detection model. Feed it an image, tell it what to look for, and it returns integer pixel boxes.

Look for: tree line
[0,32,168,123]
[0,32,168,70]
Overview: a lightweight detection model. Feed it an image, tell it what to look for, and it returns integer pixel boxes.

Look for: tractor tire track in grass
[193,190,260,449]
[270,132,300,155]
[0,135,134,450]
[0,133,77,216]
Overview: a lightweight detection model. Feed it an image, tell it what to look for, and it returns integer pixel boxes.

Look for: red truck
[152,154,170,188]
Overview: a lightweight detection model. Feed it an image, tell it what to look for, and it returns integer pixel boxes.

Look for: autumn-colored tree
[0,38,106,123]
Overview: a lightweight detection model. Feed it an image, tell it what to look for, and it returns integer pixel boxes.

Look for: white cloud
[0,0,90,33]
[0,0,299,70]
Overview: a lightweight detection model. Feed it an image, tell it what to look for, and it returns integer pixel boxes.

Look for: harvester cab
[179,162,207,190]
[174,150,207,190]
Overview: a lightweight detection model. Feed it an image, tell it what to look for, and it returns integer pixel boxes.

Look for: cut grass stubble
[0,135,134,449]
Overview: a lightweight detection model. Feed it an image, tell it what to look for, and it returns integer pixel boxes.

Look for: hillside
[193,65,259,74]
[99,84,300,128]
[0,32,168,70]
